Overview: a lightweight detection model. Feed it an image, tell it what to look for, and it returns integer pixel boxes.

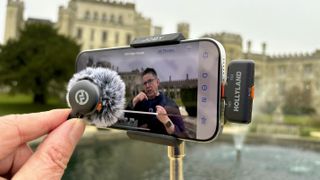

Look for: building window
[278,65,287,75]
[84,11,90,20]
[229,48,235,59]
[278,81,285,95]
[304,81,311,92]
[118,15,123,24]
[90,29,95,41]
[126,33,132,45]
[76,27,82,39]
[304,64,312,76]
[102,31,108,43]
[102,13,107,22]
[94,12,98,21]
[110,14,115,23]
[115,32,119,45]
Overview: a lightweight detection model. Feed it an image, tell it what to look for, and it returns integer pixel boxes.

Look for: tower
[177,22,189,39]
[4,0,24,43]
[153,26,162,35]
[202,32,242,64]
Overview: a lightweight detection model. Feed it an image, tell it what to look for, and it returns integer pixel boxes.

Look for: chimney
[247,40,252,54]
[262,42,267,55]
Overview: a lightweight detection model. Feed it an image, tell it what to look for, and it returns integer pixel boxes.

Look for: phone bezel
[75,38,226,142]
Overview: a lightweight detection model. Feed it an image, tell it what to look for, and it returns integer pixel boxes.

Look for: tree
[0,23,80,104]
[282,86,315,115]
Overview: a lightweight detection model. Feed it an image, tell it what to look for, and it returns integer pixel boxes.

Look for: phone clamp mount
[127,33,255,180]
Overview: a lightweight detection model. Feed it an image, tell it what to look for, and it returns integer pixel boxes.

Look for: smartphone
[75,38,226,142]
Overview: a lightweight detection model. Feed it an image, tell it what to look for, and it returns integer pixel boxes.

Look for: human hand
[0,109,85,180]
[132,92,148,107]
[156,105,170,124]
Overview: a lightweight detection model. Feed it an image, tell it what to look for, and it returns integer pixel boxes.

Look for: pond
[61,131,320,180]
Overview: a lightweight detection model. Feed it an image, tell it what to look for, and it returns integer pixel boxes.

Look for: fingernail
[68,119,85,144]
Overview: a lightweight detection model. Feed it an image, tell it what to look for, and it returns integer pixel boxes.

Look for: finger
[0,152,13,175]
[156,105,163,108]
[156,106,165,113]
[155,106,162,113]
[0,109,70,160]
[14,119,85,180]
[0,144,33,176]
[141,92,148,100]
[11,144,33,174]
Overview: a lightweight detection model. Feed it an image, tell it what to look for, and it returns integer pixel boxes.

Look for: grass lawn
[254,113,318,126]
[0,93,67,116]
[252,113,320,137]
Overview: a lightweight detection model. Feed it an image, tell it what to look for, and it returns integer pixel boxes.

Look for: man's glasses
[143,78,156,86]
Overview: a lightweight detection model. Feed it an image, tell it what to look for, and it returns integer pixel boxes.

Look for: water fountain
[60,135,320,180]
[231,124,249,161]
[272,105,284,123]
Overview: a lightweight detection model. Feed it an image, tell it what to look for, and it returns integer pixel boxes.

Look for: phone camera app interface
[77,41,220,140]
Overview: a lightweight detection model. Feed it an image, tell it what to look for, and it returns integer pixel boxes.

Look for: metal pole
[168,141,185,180]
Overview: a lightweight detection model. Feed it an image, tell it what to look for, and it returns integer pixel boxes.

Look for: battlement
[71,0,135,9]
[8,0,22,2]
[202,32,242,45]
[7,0,24,6]
[270,52,314,59]
[313,49,320,57]
[26,18,53,25]
[177,22,189,28]
[160,79,198,89]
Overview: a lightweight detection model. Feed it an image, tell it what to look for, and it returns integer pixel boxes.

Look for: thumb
[13,119,85,180]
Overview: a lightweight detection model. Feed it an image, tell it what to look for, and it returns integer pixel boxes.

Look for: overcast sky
[0,0,319,55]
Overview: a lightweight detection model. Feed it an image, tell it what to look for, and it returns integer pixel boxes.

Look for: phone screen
[76,39,223,141]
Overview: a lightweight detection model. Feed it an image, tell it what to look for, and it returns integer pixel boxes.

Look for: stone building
[3,0,320,114]
[57,0,157,49]
[4,0,193,49]
[252,50,320,113]
[4,0,160,50]
[203,33,320,114]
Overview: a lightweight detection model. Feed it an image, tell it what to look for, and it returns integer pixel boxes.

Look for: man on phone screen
[126,68,188,138]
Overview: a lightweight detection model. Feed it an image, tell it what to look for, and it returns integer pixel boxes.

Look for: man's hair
[142,68,157,77]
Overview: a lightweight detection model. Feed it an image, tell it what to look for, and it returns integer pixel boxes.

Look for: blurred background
[0,0,320,179]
